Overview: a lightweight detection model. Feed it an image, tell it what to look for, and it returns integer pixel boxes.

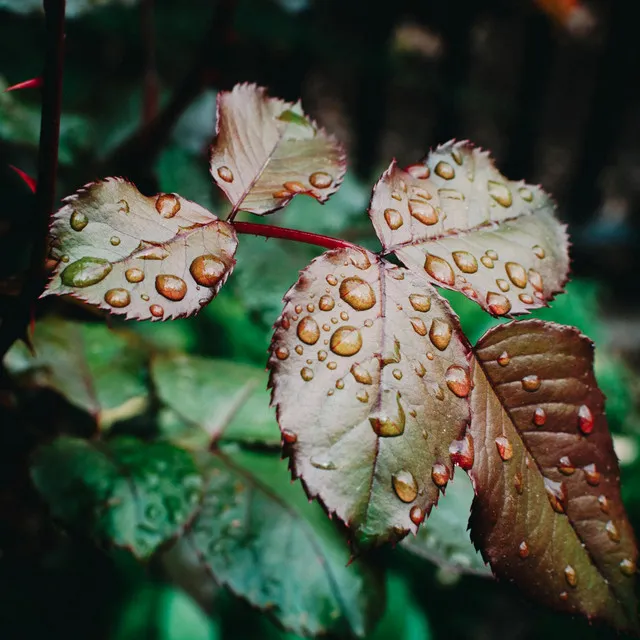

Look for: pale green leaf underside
[43,179,237,320]
[210,83,346,215]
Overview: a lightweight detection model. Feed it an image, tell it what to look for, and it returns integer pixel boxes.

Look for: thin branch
[140,0,159,124]
[233,221,361,252]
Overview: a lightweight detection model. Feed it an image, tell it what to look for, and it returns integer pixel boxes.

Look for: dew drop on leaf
[521,375,541,392]
[392,470,419,503]
[104,288,131,308]
[486,291,512,315]
[598,495,610,513]
[619,559,636,577]
[384,208,403,230]
[435,161,455,180]
[424,254,455,286]
[300,367,314,381]
[532,243,545,258]
[339,276,376,311]
[70,210,88,231]
[487,181,513,207]
[544,477,567,513]
[217,166,234,183]
[519,187,534,202]
[326,274,338,286]
[110,236,121,246]
[60,257,112,288]
[495,436,513,461]
[409,293,431,312]
[409,202,438,225]
[155,274,187,301]
[452,251,478,274]
[190,254,228,287]
[449,434,474,470]
[564,565,578,588]
[406,164,430,179]
[429,318,452,351]
[155,193,181,218]
[445,365,471,398]
[505,262,527,288]
[125,268,144,283]
[518,541,530,559]
[514,472,524,494]
[480,255,494,269]
[578,404,594,434]
[150,304,164,318]
[409,505,425,525]
[410,317,428,336]
[309,171,332,189]
[275,346,289,360]
[486,250,499,261]
[297,316,321,345]
[282,429,297,444]
[329,326,363,357]
[558,456,575,475]
[497,351,510,366]
[318,294,335,311]
[519,294,534,304]
[431,463,449,488]
[606,520,621,543]
[583,463,601,486]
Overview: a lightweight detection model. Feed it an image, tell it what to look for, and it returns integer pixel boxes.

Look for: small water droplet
[60,257,112,288]
[559,591,568,602]
[449,434,474,470]
[309,171,332,189]
[429,319,452,351]
[125,268,144,283]
[426,352,434,360]
[415,362,426,377]
[297,316,321,345]
[326,274,338,286]
[505,262,527,288]
[521,375,541,392]
[150,304,164,318]
[407,164,430,179]
[350,363,372,384]
[519,187,534,202]
[335,378,345,389]
[564,565,577,588]
[497,351,510,366]
[70,210,88,231]
[451,149,463,165]
[431,463,450,488]
[356,389,369,403]
[496,279,510,292]
[217,166,234,183]
[141,293,150,301]
[532,244,545,259]
[295,305,303,314]
[620,559,636,576]
[518,541,530,559]
[295,345,304,355]
[330,326,363,357]
[190,254,227,287]
[339,276,376,311]
[435,161,455,180]
[340,311,349,321]
[532,407,546,426]
[392,368,403,380]
[487,292,512,316]
[425,254,455,286]
[315,350,326,362]
[445,365,471,398]
[282,429,297,444]
[109,236,120,247]
[384,208,403,230]
[410,201,439,225]
[307,303,315,313]
[327,361,337,370]
[519,293,534,304]
[544,478,567,513]
[156,274,187,301]
[370,392,405,437]
[452,251,478,274]
[605,520,621,542]
[409,505,425,525]
[311,456,336,470]
[480,255,494,269]
[583,463,600,486]
[578,405,594,434]
[393,470,419,503]
[155,193,181,218]
[598,495,610,513]
[104,288,130,308]
[364,319,374,328]
[514,472,524,494]
[409,293,431,312]
[409,317,428,336]
[495,436,513,461]
[558,456,575,475]
[300,367,314,381]
[488,181,512,207]
[486,250,499,262]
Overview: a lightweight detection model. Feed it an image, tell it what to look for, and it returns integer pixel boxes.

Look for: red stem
[232,222,362,252]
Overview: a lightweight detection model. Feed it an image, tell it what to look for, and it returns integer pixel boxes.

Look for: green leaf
[401,471,491,577]
[152,354,280,448]
[210,83,346,215]
[469,320,638,631]
[31,436,203,559]
[4,317,149,428]
[43,179,237,320]
[368,141,569,317]
[186,448,383,637]
[268,247,470,545]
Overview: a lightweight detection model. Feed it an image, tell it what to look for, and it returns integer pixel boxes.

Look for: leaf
[401,471,491,577]
[42,179,237,321]
[469,320,638,630]
[152,354,280,448]
[210,83,346,215]
[31,436,203,559]
[368,141,569,318]
[187,448,382,637]
[4,317,149,428]
[268,247,470,545]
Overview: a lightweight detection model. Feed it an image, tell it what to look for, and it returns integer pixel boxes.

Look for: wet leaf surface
[210,83,346,215]
[369,141,569,317]
[469,320,638,630]
[269,247,470,545]
[31,436,203,559]
[43,179,237,320]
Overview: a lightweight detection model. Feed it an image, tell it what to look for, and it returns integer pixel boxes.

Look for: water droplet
[190,254,227,287]
[323,323,331,331]
[309,171,332,189]
[519,293,534,304]
[558,456,575,475]
[384,208,403,230]
[424,254,455,286]
[452,251,478,274]
[519,187,534,202]
[275,346,289,360]
[350,363,372,384]
[429,319,452,351]
[488,181,512,207]
[532,245,545,260]
[330,326,362,357]
[326,274,338,286]
[392,368,403,380]
[217,166,234,183]
[410,505,425,525]
[108,236,120,247]
[335,379,345,389]
[155,274,187,301]
[514,472,524,494]
[407,164,430,179]
[356,389,369,403]
[598,495,609,513]
[518,541,530,559]
[155,193,181,218]
[527,269,543,292]
[364,319,374,327]
[311,456,336,470]
[141,293,150,301]
[583,463,600,486]
[339,276,376,311]
[415,362,426,377]
[318,294,335,312]
[104,288,130,308]
[605,520,621,542]
[410,201,439,225]
[497,351,510,366]
[393,470,419,502]
[300,367,314,381]
[559,591,568,602]
[410,317,428,336]
[495,436,513,461]
[496,279,510,293]
[531,407,546,427]
[125,268,144,283]
[426,352,434,360]
[484,251,498,263]
[451,149,463,165]
[620,559,636,576]
[297,316,320,345]
[449,434,474,470]
[431,463,450,488]
[282,429,297,444]
[60,257,112,288]
[487,292,512,316]
[521,375,541,392]
[564,565,577,587]
[370,392,405,437]
[295,305,303,314]
[505,262,527,288]
[445,365,471,398]
[70,210,88,231]
[409,293,431,312]
[327,361,337,370]
[390,191,403,202]
[150,304,164,318]
[411,187,432,202]
[435,161,455,180]
[340,311,349,321]
[544,478,567,513]
[307,303,315,313]
[295,345,304,355]
[480,255,494,269]
[578,405,594,434]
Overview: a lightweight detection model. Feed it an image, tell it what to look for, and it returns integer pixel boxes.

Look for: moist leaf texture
[368,140,569,317]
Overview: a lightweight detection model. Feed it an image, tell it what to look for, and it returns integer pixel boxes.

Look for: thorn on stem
[4,77,43,93]
[8,165,37,193]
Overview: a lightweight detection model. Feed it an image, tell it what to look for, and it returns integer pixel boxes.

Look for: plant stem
[0,0,65,359]
[233,222,361,252]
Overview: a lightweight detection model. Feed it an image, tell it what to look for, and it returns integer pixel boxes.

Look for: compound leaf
[43,179,237,320]
[210,83,346,215]
[369,141,569,317]
[31,436,203,559]
[469,320,638,631]
[269,247,470,545]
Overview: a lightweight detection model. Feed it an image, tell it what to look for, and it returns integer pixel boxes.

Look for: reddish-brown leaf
[469,320,638,630]
[368,141,569,317]
[268,247,470,545]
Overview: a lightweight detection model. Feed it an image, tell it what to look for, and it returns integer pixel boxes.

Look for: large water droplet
[125,268,144,283]
[619,559,636,577]
[61,257,112,288]
[564,565,577,588]
[497,351,510,366]
[487,181,512,207]
[449,434,474,470]
[409,293,431,312]
[583,463,600,486]
[558,456,575,475]
[217,166,234,183]
[369,392,405,437]
[435,161,455,180]
[190,254,227,287]
[495,436,513,461]
[429,319,452,351]
[425,254,455,286]
[155,274,187,301]
[410,317,427,336]
[578,404,594,434]
[150,304,164,318]
[297,316,321,345]
[309,171,332,189]
[452,251,478,274]
[104,288,130,308]
[330,326,363,357]
[339,276,376,311]
[544,478,567,513]
[445,365,471,398]
[410,202,438,225]
[431,463,449,488]
[384,208,403,230]
[486,292,512,316]
[275,346,289,360]
[155,193,181,218]
[300,367,314,381]
[518,541,530,559]
[70,210,88,231]
[393,470,418,503]
[505,262,527,288]
[605,520,621,543]
[410,505,425,525]
[521,375,541,392]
